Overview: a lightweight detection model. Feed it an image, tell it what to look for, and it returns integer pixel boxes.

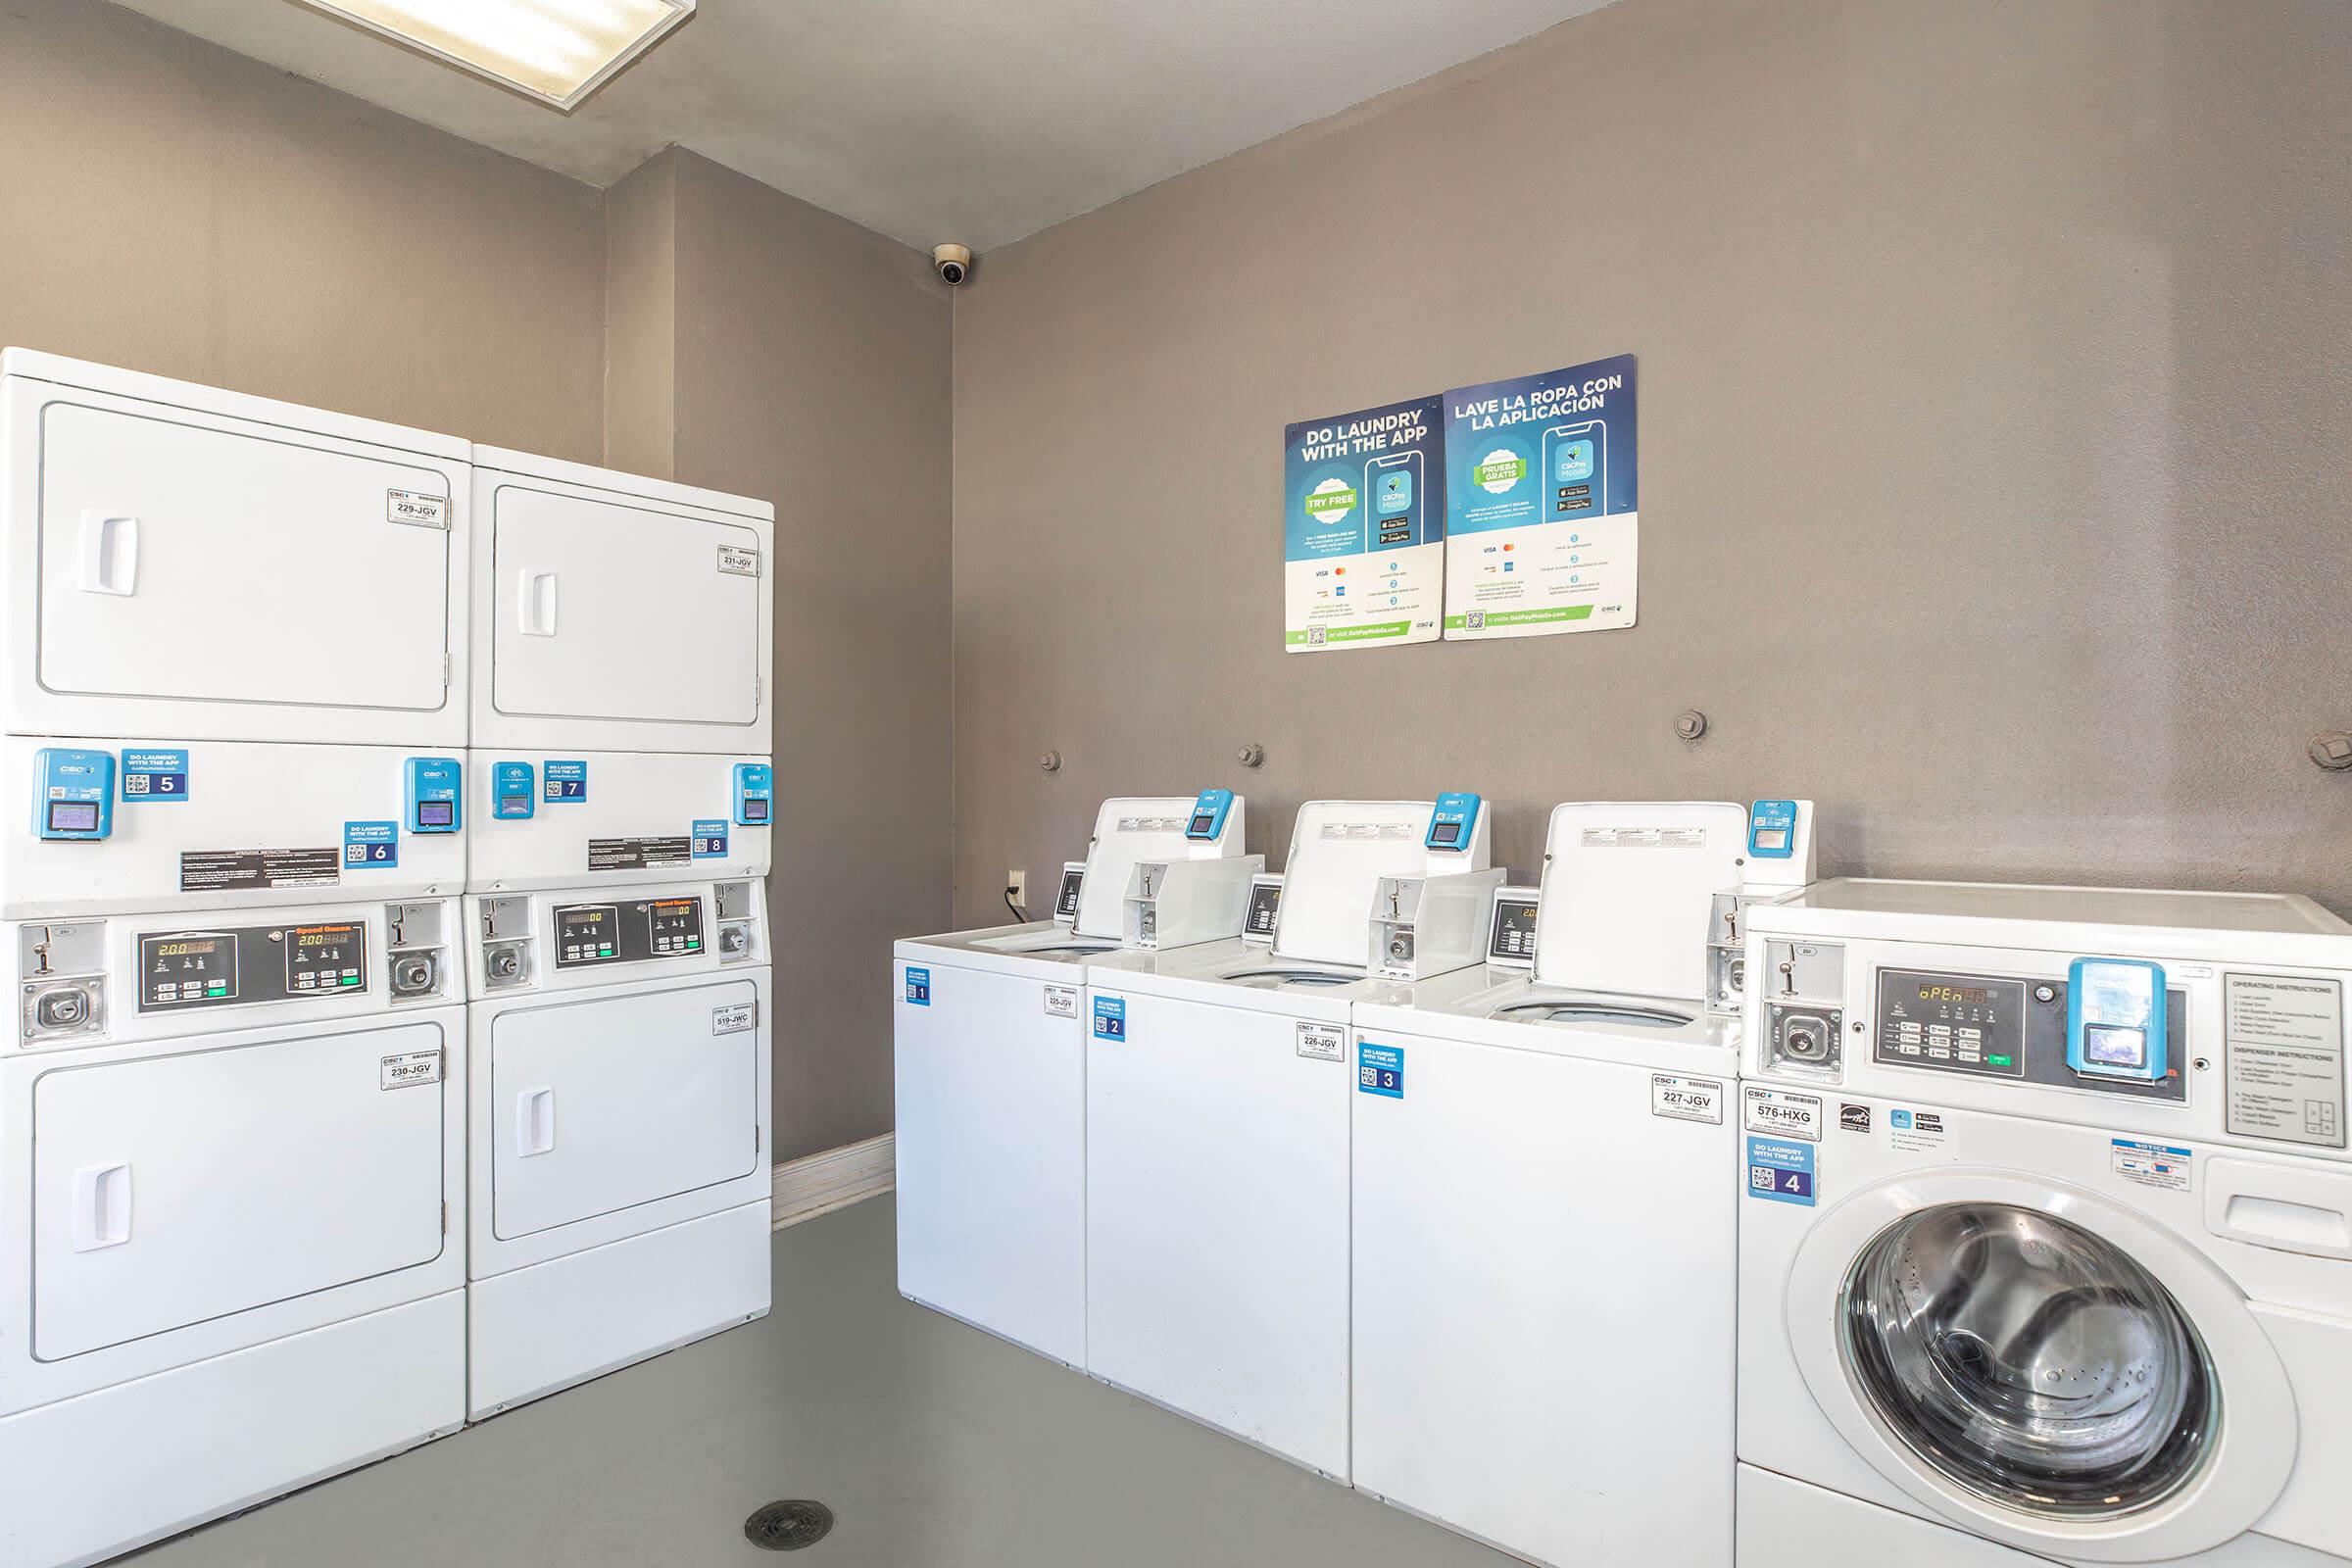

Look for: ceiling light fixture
[294,0,694,111]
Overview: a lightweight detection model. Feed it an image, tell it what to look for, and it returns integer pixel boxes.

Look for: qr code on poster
[1307,626,1326,646]
[1467,611,1487,630]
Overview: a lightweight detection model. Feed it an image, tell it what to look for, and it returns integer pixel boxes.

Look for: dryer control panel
[552,897,707,968]
[472,879,764,995]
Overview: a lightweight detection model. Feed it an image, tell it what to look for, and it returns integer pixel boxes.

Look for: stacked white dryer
[0,352,473,1567]
[461,447,776,1418]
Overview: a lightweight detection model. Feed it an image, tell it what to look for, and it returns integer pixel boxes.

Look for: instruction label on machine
[1651,1074,1724,1124]
[180,848,340,893]
[1283,395,1446,653]
[1443,354,1638,640]
[1743,1085,1823,1142]
[1296,1022,1346,1061]
[1358,1042,1404,1098]
[2112,1138,2193,1193]
[1092,996,1126,1041]
[2225,973,2346,1148]
[587,836,691,872]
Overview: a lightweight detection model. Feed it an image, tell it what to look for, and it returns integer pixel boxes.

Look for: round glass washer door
[1784,1171,2297,1562]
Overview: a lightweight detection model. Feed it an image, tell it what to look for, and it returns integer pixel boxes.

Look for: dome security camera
[932,243,973,286]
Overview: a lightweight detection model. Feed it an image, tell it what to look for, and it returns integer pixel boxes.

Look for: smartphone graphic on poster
[1543,420,1605,518]
[1365,449,1423,547]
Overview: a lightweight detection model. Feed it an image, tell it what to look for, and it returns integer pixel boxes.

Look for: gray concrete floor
[131,1195,1511,1566]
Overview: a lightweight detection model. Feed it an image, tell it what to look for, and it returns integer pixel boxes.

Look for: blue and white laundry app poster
[1283,394,1445,653]
[1443,354,1637,640]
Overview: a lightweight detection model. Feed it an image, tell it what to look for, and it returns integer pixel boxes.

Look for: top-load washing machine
[1737,880,2352,1568]
[1348,800,1816,1567]
[1,350,471,749]
[467,446,772,758]
[893,791,1254,1367]
[1082,795,1500,1481]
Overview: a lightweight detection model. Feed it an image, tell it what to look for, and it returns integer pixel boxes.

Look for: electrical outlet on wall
[1005,868,1026,906]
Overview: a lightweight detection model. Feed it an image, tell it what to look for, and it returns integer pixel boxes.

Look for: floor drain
[745,1499,835,1551]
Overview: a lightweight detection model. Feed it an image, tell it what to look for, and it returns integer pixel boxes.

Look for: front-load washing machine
[464,876,772,1419]
[1082,795,1499,1481]
[0,894,466,1568]
[1348,800,1816,1566]
[1738,880,2352,1568]
[893,791,1253,1366]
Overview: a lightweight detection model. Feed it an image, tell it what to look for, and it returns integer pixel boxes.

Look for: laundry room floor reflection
[128,1194,1509,1567]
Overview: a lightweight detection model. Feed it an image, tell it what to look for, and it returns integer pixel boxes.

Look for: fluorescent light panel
[298,0,694,110]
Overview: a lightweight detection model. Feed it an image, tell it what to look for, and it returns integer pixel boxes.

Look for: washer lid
[1533,802,1748,997]
[1270,801,1443,969]
[1072,798,1213,940]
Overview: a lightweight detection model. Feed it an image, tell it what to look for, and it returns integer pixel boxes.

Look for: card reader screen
[501,797,530,815]
[2083,1024,2147,1069]
[1431,821,1461,846]
[47,802,100,831]
[1190,813,1214,836]
[743,798,770,823]
[1753,828,1788,850]
[416,801,455,827]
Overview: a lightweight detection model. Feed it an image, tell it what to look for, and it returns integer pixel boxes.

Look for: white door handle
[77,513,139,596]
[515,1087,556,1155]
[73,1162,131,1250]
[517,571,558,636]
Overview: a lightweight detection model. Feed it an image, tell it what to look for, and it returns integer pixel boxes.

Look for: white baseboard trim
[770,1133,895,1229]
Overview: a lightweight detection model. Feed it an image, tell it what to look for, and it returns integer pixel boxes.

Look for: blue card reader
[1749,800,1799,858]
[734,762,773,827]
[1184,788,1235,842]
[492,760,536,820]
[35,749,115,840]
[2066,958,2167,1082]
[1426,792,1482,853]
[404,757,463,834]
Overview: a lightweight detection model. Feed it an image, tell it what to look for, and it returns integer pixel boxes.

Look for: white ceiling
[111,0,1616,253]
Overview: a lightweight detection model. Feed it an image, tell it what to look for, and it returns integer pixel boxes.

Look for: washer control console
[1873,964,2185,1102]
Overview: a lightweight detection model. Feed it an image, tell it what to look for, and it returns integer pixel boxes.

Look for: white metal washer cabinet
[0,895,466,1568]
[1348,799,1815,1568]
[1080,797,1496,1481]
[465,877,773,1420]
[468,446,774,758]
[894,792,1253,1367]
[1,348,470,749]
[1737,881,2352,1568]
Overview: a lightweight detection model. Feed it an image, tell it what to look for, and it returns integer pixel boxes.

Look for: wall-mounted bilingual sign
[1443,354,1637,640]
[1283,395,1446,653]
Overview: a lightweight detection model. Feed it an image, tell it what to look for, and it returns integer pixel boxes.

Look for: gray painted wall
[667,153,955,1159]
[0,0,607,461]
[950,0,2352,924]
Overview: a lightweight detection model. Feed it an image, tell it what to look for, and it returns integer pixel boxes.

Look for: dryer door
[485,482,763,745]
[1786,1170,2297,1562]
[489,978,761,1241]
[30,1021,449,1360]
